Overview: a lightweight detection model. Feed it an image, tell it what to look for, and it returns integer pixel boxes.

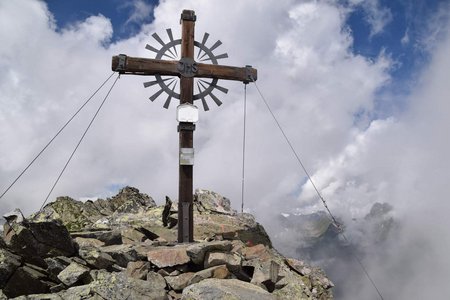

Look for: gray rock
[188,265,231,286]
[0,290,7,300]
[71,229,122,246]
[182,278,275,300]
[44,256,72,281]
[78,247,115,270]
[165,272,195,291]
[0,249,22,288]
[194,190,236,215]
[146,271,166,290]
[121,227,147,244]
[204,251,242,272]
[58,270,168,300]
[126,261,150,280]
[3,265,53,298]
[3,219,75,259]
[250,260,280,292]
[100,244,137,267]
[57,262,90,286]
[147,245,190,268]
[186,241,232,264]
[73,237,105,248]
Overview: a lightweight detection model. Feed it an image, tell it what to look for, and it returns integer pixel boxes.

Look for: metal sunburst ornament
[143,29,229,111]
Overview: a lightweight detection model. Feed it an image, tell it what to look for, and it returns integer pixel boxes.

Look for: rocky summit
[0,186,333,299]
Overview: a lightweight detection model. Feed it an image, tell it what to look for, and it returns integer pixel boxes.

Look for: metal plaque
[180,148,194,165]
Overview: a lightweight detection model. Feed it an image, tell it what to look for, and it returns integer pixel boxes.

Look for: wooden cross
[111,9,257,243]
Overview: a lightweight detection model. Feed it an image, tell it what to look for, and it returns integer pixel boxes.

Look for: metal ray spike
[201,53,228,62]
[209,92,222,106]
[149,88,165,102]
[152,33,165,46]
[197,32,210,59]
[166,28,178,58]
[152,33,176,59]
[200,80,228,94]
[209,40,222,52]
[197,81,209,111]
[145,44,159,53]
[163,82,177,109]
[144,77,172,88]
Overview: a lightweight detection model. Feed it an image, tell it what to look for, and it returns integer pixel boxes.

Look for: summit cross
[111,9,257,243]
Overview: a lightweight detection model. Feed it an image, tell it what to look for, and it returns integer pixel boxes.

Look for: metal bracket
[244,65,253,84]
[181,10,196,22]
[116,54,127,73]
[178,57,198,77]
[178,122,196,132]
[181,202,191,242]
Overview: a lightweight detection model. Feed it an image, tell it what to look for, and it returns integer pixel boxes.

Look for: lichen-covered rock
[57,262,90,286]
[0,249,21,289]
[59,270,168,300]
[73,237,105,248]
[146,271,167,290]
[186,241,232,264]
[182,278,276,300]
[3,219,75,259]
[78,247,115,270]
[194,189,236,215]
[3,265,53,298]
[100,244,138,267]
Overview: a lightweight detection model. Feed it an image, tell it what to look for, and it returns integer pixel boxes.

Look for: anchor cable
[249,76,385,300]
[39,74,120,211]
[0,72,116,201]
[241,83,248,213]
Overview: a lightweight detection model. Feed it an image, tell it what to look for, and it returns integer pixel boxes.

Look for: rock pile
[0,187,333,299]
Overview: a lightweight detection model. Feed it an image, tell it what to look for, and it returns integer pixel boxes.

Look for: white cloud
[122,0,154,26]
[1,0,449,297]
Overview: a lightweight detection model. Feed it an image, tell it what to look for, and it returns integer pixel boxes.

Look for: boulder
[126,261,150,280]
[204,251,242,272]
[78,247,115,270]
[241,244,271,261]
[44,256,72,282]
[3,265,53,298]
[0,249,22,288]
[3,218,75,259]
[147,245,190,268]
[165,272,195,291]
[188,265,231,286]
[146,271,167,290]
[73,237,105,248]
[71,230,122,245]
[250,260,280,292]
[186,240,232,264]
[121,227,147,244]
[194,189,236,215]
[100,244,138,267]
[58,270,168,300]
[182,278,276,300]
[57,262,90,286]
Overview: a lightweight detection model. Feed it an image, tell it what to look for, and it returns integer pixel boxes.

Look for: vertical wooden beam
[178,10,196,243]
